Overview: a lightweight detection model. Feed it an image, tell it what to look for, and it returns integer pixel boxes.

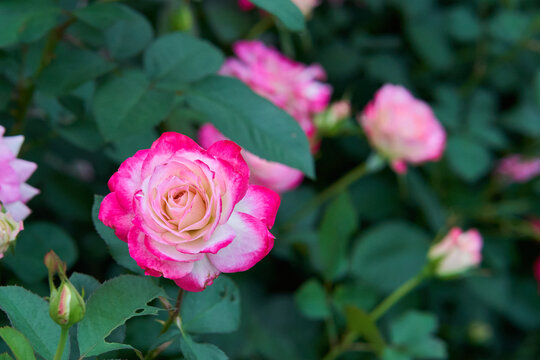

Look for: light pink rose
[428,228,483,277]
[198,124,303,193]
[238,0,320,15]
[0,209,23,259]
[359,84,446,174]
[99,132,280,291]
[495,155,540,184]
[220,40,332,149]
[0,126,39,221]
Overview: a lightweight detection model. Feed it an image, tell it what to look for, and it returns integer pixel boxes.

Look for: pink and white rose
[0,126,39,221]
[495,155,540,184]
[220,40,331,148]
[198,124,303,193]
[359,84,446,174]
[0,209,23,259]
[99,132,280,291]
[428,228,483,277]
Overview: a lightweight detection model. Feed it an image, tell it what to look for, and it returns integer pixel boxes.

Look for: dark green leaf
[180,334,228,360]
[345,307,386,355]
[249,0,305,32]
[446,136,492,182]
[77,275,164,357]
[489,11,530,43]
[294,278,330,320]
[446,6,480,42]
[406,170,446,232]
[0,327,36,360]
[144,32,224,90]
[181,276,240,334]
[92,195,143,274]
[186,75,314,177]
[332,283,378,313]
[69,272,100,301]
[406,22,453,70]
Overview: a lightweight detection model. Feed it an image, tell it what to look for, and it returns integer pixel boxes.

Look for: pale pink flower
[198,124,303,193]
[0,209,23,259]
[0,126,39,221]
[99,133,280,291]
[496,155,540,184]
[359,84,446,174]
[238,0,320,15]
[428,228,483,277]
[220,40,331,148]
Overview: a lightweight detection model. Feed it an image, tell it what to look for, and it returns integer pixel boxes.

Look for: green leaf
[181,276,240,334]
[294,278,330,320]
[69,272,101,301]
[345,307,386,355]
[0,353,14,360]
[0,286,69,360]
[77,275,164,357]
[406,21,453,70]
[446,136,492,183]
[406,170,446,232]
[332,283,378,313]
[92,195,143,274]
[317,192,357,280]
[93,70,176,140]
[0,327,36,360]
[0,0,61,48]
[489,11,530,44]
[249,0,305,31]
[180,334,228,360]
[144,32,224,90]
[445,6,480,42]
[36,45,114,96]
[502,104,540,137]
[3,222,77,283]
[351,221,429,292]
[74,3,130,29]
[186,75,314,178]
[382,349,411,360]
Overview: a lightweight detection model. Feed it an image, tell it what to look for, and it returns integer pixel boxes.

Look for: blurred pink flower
[496,155,540,184]
[0,126,39,221]
[198,124,303,193]
[359,84,446,174]
[428,228,483,277]
[220,40,332,148]
[238,0,320,15]
[534,256,540,292]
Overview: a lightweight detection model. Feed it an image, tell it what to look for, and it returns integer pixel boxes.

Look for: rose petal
[173,255,220,291]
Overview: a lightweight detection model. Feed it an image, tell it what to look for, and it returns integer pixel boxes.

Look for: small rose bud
[0,210,23,259]
[169,3,193,32]
[428,228,483,277]
[44,250,63,275]
[314,100,351,135]
[49,281,85,328]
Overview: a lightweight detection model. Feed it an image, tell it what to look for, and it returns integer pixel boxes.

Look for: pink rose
[495,155,540,183]
[359,84,446,174]
[220,40,331,149]
[238,0,320,15]
[99,133,280,291]
[428,228,483,277]
[198,124,303,193]
[0,126,39,221]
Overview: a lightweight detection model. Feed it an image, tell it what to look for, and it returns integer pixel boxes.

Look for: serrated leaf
[93,70,175,140]
[3,222,77,283]
[185,75,314,178]
[180,334,228,360]
[181,276,240,334]
[0,327,36,360]
[77,275,164,357]
[69,272,100,301]
[294,278,329,320]
[92,195,143,273]
[144,32,224,90]
[345,307,386,355]
[0,287,69,360]
[249,0,305,31]
[105,5,153,60]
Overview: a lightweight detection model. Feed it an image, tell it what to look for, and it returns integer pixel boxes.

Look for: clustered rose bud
[495,155,540,184]
[45,251,85,328]
[314,100,351,135]
[0,208,23,259]
[359,84,446,174]
[428,228,483,277]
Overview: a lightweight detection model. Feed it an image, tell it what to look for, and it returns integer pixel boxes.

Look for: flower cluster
[99,133,280,291]
[495,155,540,183]
[0,126,39,221]
[359,84,446,173]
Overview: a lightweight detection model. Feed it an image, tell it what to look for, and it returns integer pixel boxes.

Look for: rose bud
[495,155,540,184]
[359,84,446,174]
[49,281,86,328]
[428,228,483,277]
[0,208,23,258]
[314,100,352,135]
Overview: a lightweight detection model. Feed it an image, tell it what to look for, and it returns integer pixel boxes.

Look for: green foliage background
[1,0,540,359]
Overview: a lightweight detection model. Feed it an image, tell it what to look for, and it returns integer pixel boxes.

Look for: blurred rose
[99,133,280,291]
[359,84,446,174]
[495,155,540,184]
[220,40,331,149]
[198,124,303,193]
[428,228,483,277]
[0,209,23,259]
[0,126,39,221]
[238,0,320,15]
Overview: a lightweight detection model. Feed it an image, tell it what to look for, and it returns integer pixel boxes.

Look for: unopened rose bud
[44,250,63,274]
[428,228,483,277]
[49,281,85,328]
[169,3,193,32]
[315,100,351,135]
[0,210,23,259]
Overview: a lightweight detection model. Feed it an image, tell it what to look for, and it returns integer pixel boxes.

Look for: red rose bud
[49,281,85,328]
